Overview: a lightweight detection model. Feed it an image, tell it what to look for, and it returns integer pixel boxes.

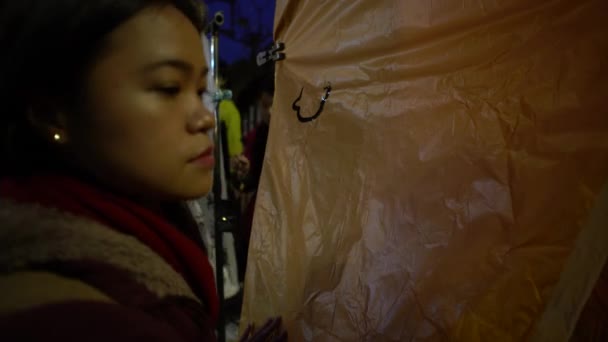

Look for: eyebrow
[141,59,209,77]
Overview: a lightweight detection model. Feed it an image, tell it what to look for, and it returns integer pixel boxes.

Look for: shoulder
[0,199,199,303]
[0,270,113,315]
[0,200,215,340]
[0,277,188,341]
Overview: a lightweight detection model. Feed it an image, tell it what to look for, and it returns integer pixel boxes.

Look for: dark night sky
[205,0,276,65]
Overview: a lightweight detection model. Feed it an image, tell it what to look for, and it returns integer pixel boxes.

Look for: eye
[156,86,181,96]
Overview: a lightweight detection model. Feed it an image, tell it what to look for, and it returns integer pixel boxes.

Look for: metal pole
[209,11,227,342]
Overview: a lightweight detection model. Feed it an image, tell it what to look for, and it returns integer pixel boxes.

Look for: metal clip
[256,41,286,66]
[212,89,232,102]
[292,83,332,123]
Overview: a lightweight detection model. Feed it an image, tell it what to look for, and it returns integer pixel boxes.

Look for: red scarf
[0,174,219,324]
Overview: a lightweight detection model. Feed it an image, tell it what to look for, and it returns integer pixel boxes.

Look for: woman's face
[65,5,214,201]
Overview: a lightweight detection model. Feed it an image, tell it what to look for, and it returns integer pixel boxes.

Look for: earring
[53,133,62,142]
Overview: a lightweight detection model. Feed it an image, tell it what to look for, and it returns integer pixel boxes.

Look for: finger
[238,324,254,342]
[275,330,288,342]
[251,317,281,342]
[255,318,275,333]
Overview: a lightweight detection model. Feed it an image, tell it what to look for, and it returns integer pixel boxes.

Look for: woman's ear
[26,102,70,144]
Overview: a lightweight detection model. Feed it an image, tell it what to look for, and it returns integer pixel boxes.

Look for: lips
[190,146,215,169]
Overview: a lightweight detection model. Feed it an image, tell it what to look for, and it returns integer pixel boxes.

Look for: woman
[0,0,283,340]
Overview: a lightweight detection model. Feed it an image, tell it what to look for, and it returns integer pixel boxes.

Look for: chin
[179,175,213,200]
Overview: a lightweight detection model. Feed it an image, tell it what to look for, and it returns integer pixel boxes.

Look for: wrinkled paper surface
[241,0,608,340]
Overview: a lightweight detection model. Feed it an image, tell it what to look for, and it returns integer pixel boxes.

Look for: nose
[187,100,215,134]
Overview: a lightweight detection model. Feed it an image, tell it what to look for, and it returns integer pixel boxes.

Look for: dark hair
[0,0,206,176]
[235,66,274,114]
[259,73,275,97]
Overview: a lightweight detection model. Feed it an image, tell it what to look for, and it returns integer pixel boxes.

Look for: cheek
[71,88,193,196]
[84,87,184,153]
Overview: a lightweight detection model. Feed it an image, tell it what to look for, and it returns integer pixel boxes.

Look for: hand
[231,154,250,180]
[239,317,287,342]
